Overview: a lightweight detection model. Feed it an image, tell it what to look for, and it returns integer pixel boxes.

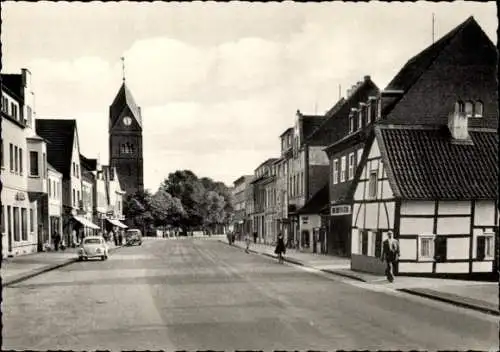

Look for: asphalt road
[3,237,498,351]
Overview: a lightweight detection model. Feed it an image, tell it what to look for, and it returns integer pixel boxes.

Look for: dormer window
[474,101,483,118]
[366,102,372,124]
[464,101,473,117]
[455,100,465,114]
[358,104,365,130]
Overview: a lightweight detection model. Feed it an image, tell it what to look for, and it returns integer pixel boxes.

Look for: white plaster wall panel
[365,203,378,229]
[381,180,394,199]
[3,122,28,191]
[474,200,495,226]
[399,262,433,273]
[435,262,469,273]
[377,179,382,200]
[351,229,359,254]
[354,181,365,201]
[368,139,381,159]
[400,217,434,235]
[472,261,493,272]
[357,148,363,165]
[370,159,379,171]
[352,204,360,226]
[399,239,417,260]
[400,201,435,215]
[438,201,471,215]
[386,202,395,229]
[437,217,470,235]
[446,237,470,260]
[378,203,388,229]
[356,204,366,228]
[378,161,384,178]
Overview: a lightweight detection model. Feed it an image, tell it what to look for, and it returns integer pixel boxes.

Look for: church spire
[121,56,126,82]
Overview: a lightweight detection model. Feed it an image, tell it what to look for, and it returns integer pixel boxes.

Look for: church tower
[109,78,144,196]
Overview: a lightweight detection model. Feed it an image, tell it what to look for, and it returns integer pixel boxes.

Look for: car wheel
[101,255,106,261]
[78,256,83,261]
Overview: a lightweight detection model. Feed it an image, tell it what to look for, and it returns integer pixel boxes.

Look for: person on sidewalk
[53,232,61,251]
[253,231,258,244]
[380,231,400,283]
[244,233,251,253]
[274,233,286,264]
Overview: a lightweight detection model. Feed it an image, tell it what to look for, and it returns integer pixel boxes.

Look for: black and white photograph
[1,1,498,351]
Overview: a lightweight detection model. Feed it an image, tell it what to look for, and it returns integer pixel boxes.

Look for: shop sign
[15,192,26,201]
[330,205,351,216]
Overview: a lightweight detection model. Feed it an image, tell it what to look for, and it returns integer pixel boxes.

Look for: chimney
[448,109,471,142]
[364,75,371,81]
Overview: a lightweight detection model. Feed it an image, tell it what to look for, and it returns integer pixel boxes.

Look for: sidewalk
[1,242,123,287]
[223,239,499,316]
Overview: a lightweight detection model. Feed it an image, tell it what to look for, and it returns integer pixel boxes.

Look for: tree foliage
[124,170,234,235]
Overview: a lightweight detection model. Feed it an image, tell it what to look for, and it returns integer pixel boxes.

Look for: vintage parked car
[125,229,143,246]
[78,236,109,261]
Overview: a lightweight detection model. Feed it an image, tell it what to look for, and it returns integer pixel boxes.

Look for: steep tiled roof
[301,114,328,140]
[109,82,142,128]
[297,182,329,214]
[80,154,97,172]
[35,119,76,179]
[1,74,23,99]
[385,16,474,92]
[376,125,498,200]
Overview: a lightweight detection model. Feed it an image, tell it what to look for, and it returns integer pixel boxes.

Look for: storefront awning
[73,215,100,229]
[106,218,128,229]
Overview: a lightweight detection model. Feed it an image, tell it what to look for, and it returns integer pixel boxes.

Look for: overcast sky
[2,1,496,192]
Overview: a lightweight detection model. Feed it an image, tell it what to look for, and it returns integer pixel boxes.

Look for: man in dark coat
[380,231,400,282]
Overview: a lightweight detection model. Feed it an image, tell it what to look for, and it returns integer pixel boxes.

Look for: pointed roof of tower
[109,82,142,128]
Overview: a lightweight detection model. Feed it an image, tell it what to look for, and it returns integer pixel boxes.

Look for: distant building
[109,82,144,198]
[232,175,254,239]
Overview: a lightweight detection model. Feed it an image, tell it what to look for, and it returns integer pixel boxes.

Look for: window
[43,153,46,178]
[474,101,483,117]
[360,230,369,255]
[418,235,435,260]
[1,142,3,168]
[21,208,27,241]
[7,206,12,241]
[10,102,17,119]
[1,205,4,234]
[76,163,79,178]
[78,190,81,203]
[349,113,355,133]
[29,209,34,232]
[14,146,18,173]
[1,96,8,113]
[455,100,464,113]
[13,207,20,242]
[30,151,39,176]
[477,234,494,260]
[368,170,377,198]
[464,101,473,117]
[434,236,447,262]
[19,148,23,175]
[376,98,382,120]
[332,159,339,185]
[73,189,76,207]
[9,143,13,172]
[348,153,355,180]
[48,179,51,197]
[367,102,372,124]
[340,156,346,182]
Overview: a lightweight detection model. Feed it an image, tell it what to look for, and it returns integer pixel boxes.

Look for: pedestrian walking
[244,233,251,253]
[253,231,258,244]
[380,231,400,282]
[274,233,286,264]
[53,231,61,251]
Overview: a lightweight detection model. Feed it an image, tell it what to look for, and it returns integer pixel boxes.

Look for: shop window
[30,209,34,232]
[13,207,20,242]
[477,234,494,260]
[434,236,447,262]
[21,208,27,241]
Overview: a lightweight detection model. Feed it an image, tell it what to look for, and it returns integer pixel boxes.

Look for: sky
[2,1,497,192]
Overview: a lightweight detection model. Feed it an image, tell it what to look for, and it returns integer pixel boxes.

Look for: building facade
[232,175,253,239]
[1,68,45,257]
[44,164,63,247]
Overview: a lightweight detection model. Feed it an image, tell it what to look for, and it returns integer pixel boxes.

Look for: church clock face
[122,116,132,126]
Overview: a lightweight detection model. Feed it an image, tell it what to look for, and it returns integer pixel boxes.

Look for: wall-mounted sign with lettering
[330,205,352,216]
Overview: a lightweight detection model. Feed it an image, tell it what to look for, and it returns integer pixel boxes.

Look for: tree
[150,189,185,229]
[123,189,154,232]
[200,190,226,234]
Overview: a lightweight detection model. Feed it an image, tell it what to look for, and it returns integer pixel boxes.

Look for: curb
[398,288,500,316]
[2,245,124,288]
[320,269,367,282]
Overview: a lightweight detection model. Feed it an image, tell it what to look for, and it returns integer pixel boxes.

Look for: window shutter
[476,236,486,261]
[375,231,382,257]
